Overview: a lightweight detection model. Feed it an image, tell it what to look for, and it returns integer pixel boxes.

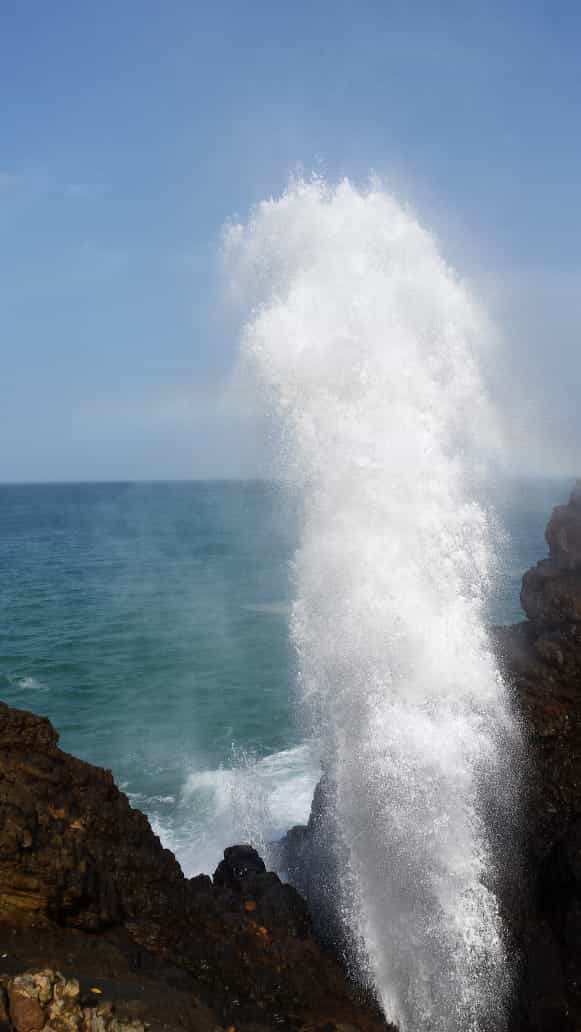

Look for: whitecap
[151,742,320,878]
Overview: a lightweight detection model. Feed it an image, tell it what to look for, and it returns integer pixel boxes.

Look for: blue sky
[2,1,580,481]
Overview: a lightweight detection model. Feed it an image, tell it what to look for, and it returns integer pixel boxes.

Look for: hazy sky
[2,1,580,481]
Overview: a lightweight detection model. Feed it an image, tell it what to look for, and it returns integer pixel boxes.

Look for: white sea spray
[225,177,518,1031]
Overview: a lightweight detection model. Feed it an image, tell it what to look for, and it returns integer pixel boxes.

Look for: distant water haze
[226,178,521,1031]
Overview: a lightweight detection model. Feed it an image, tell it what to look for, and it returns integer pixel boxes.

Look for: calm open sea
[0,477,572,874]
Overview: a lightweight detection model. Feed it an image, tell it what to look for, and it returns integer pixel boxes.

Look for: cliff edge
[0,702,388,1032]
[495,479,581,1031]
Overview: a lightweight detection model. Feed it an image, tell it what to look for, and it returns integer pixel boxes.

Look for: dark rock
[546,479,581,569]
[494,479,581,1030]
[0,701,389,1031]
[214,844,312,938]
[6,988,45,1032]
[277,776,349,952]
[520,560,581,625]
[521,481,581,625]
[0,986,8,1028]
[0,700,184,933]
[213,844,267,889]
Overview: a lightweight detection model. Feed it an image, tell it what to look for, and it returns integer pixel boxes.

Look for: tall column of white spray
[225,178,516,1032]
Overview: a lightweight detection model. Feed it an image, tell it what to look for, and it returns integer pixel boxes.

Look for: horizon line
[0,472,576,488]
[0,477,276,487]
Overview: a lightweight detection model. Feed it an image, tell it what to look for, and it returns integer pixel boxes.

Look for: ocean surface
[0,476,572,875]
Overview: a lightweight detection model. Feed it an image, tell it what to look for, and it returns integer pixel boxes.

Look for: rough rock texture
[0,703,184,934]
[520,480,581,628]
[0,969,145,1032]
[492,480,581,1031]
[275,778,347,955]
[545,480,581,569]
[0,923,224,1032]
[0,702,388,1032]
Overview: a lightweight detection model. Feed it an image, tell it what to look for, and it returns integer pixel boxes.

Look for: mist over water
[226,179,518,1031]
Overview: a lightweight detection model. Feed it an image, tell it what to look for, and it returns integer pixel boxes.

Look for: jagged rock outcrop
[0,703,184,935]
[495,480,581,1031]
[0,703,389,1031]
[275,778,347,954]
[520,480,581,628]
[545,481,581,569]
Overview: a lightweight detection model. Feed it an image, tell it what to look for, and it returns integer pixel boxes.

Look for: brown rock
[545,479,581,569]
[0,985,9,1027]
[1,969,148,1032]
[47,973,83,1032]
[7,987,44,1032]
[494,478,581,1030]
[520,560,581,625]
[0,704,388,1031]
[0,701,186,934]
[520,483,581,626]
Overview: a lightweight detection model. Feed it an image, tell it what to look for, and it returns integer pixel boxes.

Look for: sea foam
[151,742,320,878]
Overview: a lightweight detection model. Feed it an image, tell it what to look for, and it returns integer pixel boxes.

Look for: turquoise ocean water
[0,477,572,874]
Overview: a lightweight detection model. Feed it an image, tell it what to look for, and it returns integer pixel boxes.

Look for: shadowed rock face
[0,702,184,934]
[0,703,389,1032]
[484,481,581,1032]
[520,562,581,626]
[521,479,581,627]
[545,480,581,570]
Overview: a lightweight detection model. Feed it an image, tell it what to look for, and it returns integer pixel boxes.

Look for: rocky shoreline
[0,698,389,1032]
[2,482,581,1031]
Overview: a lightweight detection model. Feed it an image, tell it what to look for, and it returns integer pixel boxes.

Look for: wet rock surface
[488,481,581,1031]
[0,702,388,1031]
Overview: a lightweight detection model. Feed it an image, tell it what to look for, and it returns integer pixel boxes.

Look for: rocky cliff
[0,702,388,1032]
[495,479,581,1031]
